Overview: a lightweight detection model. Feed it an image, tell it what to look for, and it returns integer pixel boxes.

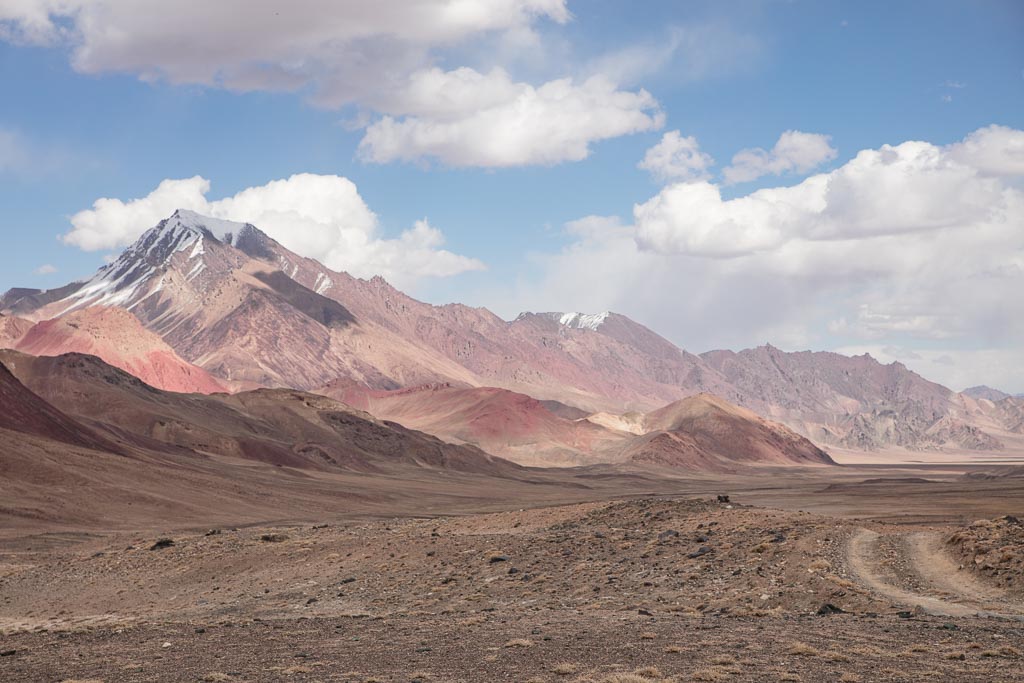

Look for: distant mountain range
[3,209,1022,455]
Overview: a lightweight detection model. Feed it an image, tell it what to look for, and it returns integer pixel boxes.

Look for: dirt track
[846,528,1024,619]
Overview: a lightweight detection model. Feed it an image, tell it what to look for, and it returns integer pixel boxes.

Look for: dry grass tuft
[633,666,663,679]
[504,638,534,648]
[664,645,683,654]
[202,675,232,683]
[710,654,737,665]
[691,669,727,682]
[599,675,653,683]
[282,665,312,675]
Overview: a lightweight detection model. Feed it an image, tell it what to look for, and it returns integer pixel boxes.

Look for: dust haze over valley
[2,2,1024,682]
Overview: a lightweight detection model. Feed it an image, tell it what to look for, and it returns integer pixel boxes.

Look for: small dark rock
[204,529,222,537]
[305,598,318,605]
[657,529,680,541]
[340,577,356,584]
[507,567,520,575]
[489,554,510,563]
[687,546,713,559]
[260,534,288,543]
[716,495,730,503]
[0,649,16,657]
[816,603,846,615]
[638,609,653,616]
[149,538,175,550]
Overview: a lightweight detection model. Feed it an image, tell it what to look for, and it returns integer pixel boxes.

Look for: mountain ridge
[3,209,1019,453]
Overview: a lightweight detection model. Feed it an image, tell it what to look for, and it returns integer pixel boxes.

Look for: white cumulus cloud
[0,1,668,168]
[358,70,663,167]
[723,130,837,184]
[637,130,714,183]
[62,173,485,288]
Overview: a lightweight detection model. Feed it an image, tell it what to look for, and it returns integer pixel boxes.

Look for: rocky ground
[947,514,1024,593]
[2,497,1023,682]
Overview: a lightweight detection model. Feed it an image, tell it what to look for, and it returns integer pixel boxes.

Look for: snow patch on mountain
[557,311,612,331]
[171,209,247,245]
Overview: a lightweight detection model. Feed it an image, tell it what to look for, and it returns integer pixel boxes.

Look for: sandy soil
[2,468,1024,682]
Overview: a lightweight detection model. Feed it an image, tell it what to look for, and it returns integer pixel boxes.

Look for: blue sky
[1,0,1023,390]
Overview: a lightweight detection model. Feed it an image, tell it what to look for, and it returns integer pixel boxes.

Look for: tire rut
[847,528,1024,619]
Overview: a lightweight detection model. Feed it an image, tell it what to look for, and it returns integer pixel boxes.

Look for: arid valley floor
[3,456,1023,683]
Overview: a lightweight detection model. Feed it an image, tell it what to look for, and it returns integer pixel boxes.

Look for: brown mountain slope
[0,357,121,454]
[322,380,833,471]
[628,393,834,469]
[15,306,226,394]
[320,382,622,466]
[0,350,518,477]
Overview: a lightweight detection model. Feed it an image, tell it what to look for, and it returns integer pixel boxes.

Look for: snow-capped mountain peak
[48,210,258,316]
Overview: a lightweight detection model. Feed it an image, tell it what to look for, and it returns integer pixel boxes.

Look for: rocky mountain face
[2,209,1018,452]
[963,385,1013,402]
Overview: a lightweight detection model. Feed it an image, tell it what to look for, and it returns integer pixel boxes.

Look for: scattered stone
[489,554,510,563]
[657,529,680,541]
[0,649,16,657]
[340,577,357,584]
[717,495,731,503]
[816,603,846,615]
[687,546,713,559]
[205,529,222,536]
[150,538,175,550]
